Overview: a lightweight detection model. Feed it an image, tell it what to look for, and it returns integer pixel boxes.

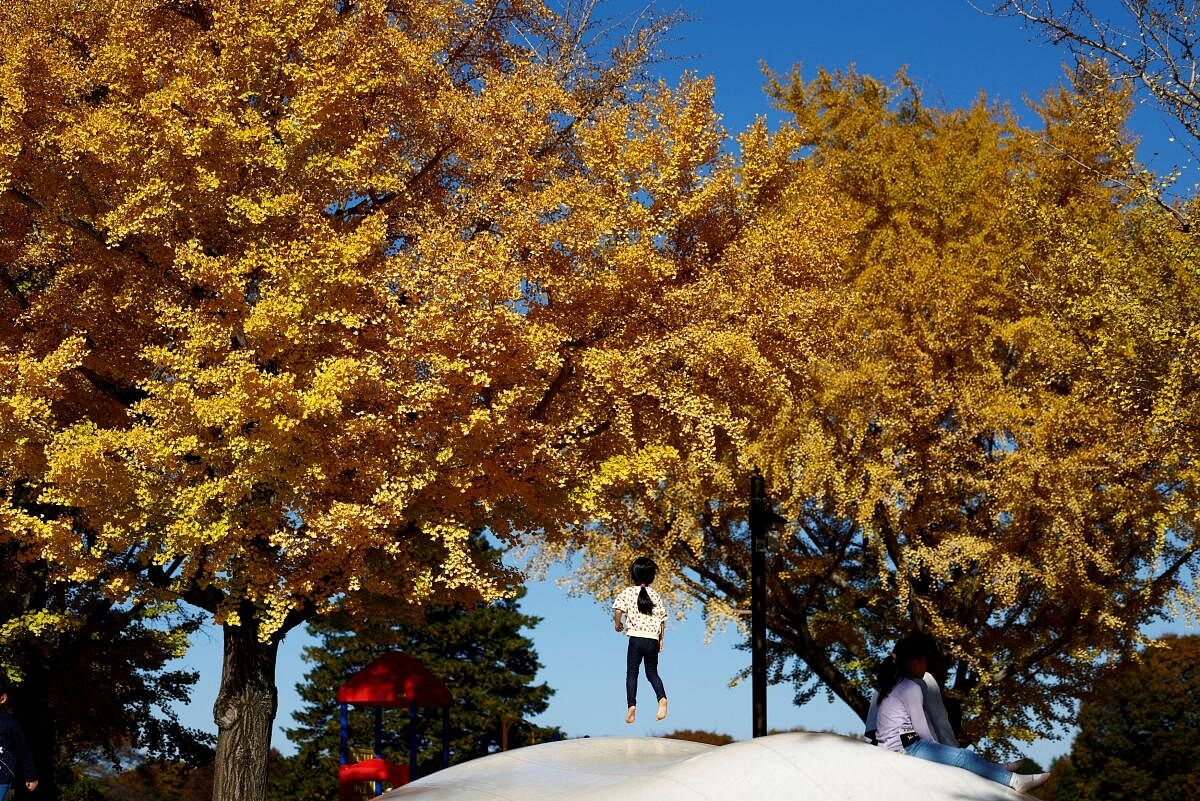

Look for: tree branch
[3,187,160,266]
[76,365,149,408]
[328,140,458,224]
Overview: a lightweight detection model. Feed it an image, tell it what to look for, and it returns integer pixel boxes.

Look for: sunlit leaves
[0,0,731,645]
[549,65,1200,749]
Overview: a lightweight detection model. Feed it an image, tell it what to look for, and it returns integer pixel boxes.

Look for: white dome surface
[380,733,1019,800]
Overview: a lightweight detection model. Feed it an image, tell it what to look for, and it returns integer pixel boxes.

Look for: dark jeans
[626,636,666,707]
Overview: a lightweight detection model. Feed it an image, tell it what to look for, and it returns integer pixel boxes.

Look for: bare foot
[656,698,668,720]
[625,706,636,724]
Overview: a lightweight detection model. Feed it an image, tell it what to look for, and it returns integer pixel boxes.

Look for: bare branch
[996,1,1200,147]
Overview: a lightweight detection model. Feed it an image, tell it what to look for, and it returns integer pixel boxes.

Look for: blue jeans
[905,739,1012,786]
[0,783,9,799]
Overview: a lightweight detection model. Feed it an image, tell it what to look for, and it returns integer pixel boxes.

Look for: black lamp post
[748,467,785,738]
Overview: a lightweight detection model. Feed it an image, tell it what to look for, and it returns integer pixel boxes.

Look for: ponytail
[637,586,653,614]
[873,654,903,701]
[630,556,658,614]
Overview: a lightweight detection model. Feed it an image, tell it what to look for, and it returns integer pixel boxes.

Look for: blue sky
[170,0,1192,771]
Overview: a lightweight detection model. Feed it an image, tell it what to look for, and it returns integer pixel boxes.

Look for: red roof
[336,652,453,708]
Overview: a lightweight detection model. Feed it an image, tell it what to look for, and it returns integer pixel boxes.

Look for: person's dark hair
[874,634,931,701]
[630,556,657,614]
[907,631,946,683]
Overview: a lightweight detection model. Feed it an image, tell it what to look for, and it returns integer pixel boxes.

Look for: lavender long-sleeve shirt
[876,678,935,752]
[866,672,959,747]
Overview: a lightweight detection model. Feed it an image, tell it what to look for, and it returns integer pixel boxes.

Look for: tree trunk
[211,619,279,801]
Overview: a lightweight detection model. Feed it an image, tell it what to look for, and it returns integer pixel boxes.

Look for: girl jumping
[612,556,668,724]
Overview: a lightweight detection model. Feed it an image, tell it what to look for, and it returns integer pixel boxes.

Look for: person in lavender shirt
[873,635,1050,794]
[864,632,959,748]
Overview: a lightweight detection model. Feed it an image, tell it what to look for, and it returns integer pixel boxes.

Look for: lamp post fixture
[748,467,785,738]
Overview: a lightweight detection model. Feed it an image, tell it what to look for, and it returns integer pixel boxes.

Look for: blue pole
[339,703,349,766]
[374,706,384,795]
[408,701,418,781]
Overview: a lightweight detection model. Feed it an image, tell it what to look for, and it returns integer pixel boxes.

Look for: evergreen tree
[274,578,561,801]
[1060,635,1200,801]
[0,541,212,800]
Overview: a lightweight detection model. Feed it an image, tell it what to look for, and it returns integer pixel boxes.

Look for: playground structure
[378,733,1018,801]
[336,652,453,800]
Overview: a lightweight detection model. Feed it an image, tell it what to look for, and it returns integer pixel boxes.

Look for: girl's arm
[613,589,627,632]
[901,681,936,742]
[657,594,667,650]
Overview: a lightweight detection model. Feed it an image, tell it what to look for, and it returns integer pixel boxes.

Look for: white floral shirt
[613,585,668,639]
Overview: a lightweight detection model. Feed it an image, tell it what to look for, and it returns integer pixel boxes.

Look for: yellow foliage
[545,65,1200,747]
[3,0,1196,756]
[0,0,733,649]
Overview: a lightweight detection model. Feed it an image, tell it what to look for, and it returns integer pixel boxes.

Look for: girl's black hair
[630,556,657,615]
[874,635,930,701]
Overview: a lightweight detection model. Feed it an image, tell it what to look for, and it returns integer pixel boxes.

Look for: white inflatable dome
[380,732,1018,800]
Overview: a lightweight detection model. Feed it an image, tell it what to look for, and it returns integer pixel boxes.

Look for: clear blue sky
[170,0,1192,770]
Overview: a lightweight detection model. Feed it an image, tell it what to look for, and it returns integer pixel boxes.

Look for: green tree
[0,540,212,801]
[1062,635,1200,801]
[273,581,560,801]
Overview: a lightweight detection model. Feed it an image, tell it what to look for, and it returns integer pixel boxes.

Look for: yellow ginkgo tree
[0,1,738,797]
[549,65,1200,750]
